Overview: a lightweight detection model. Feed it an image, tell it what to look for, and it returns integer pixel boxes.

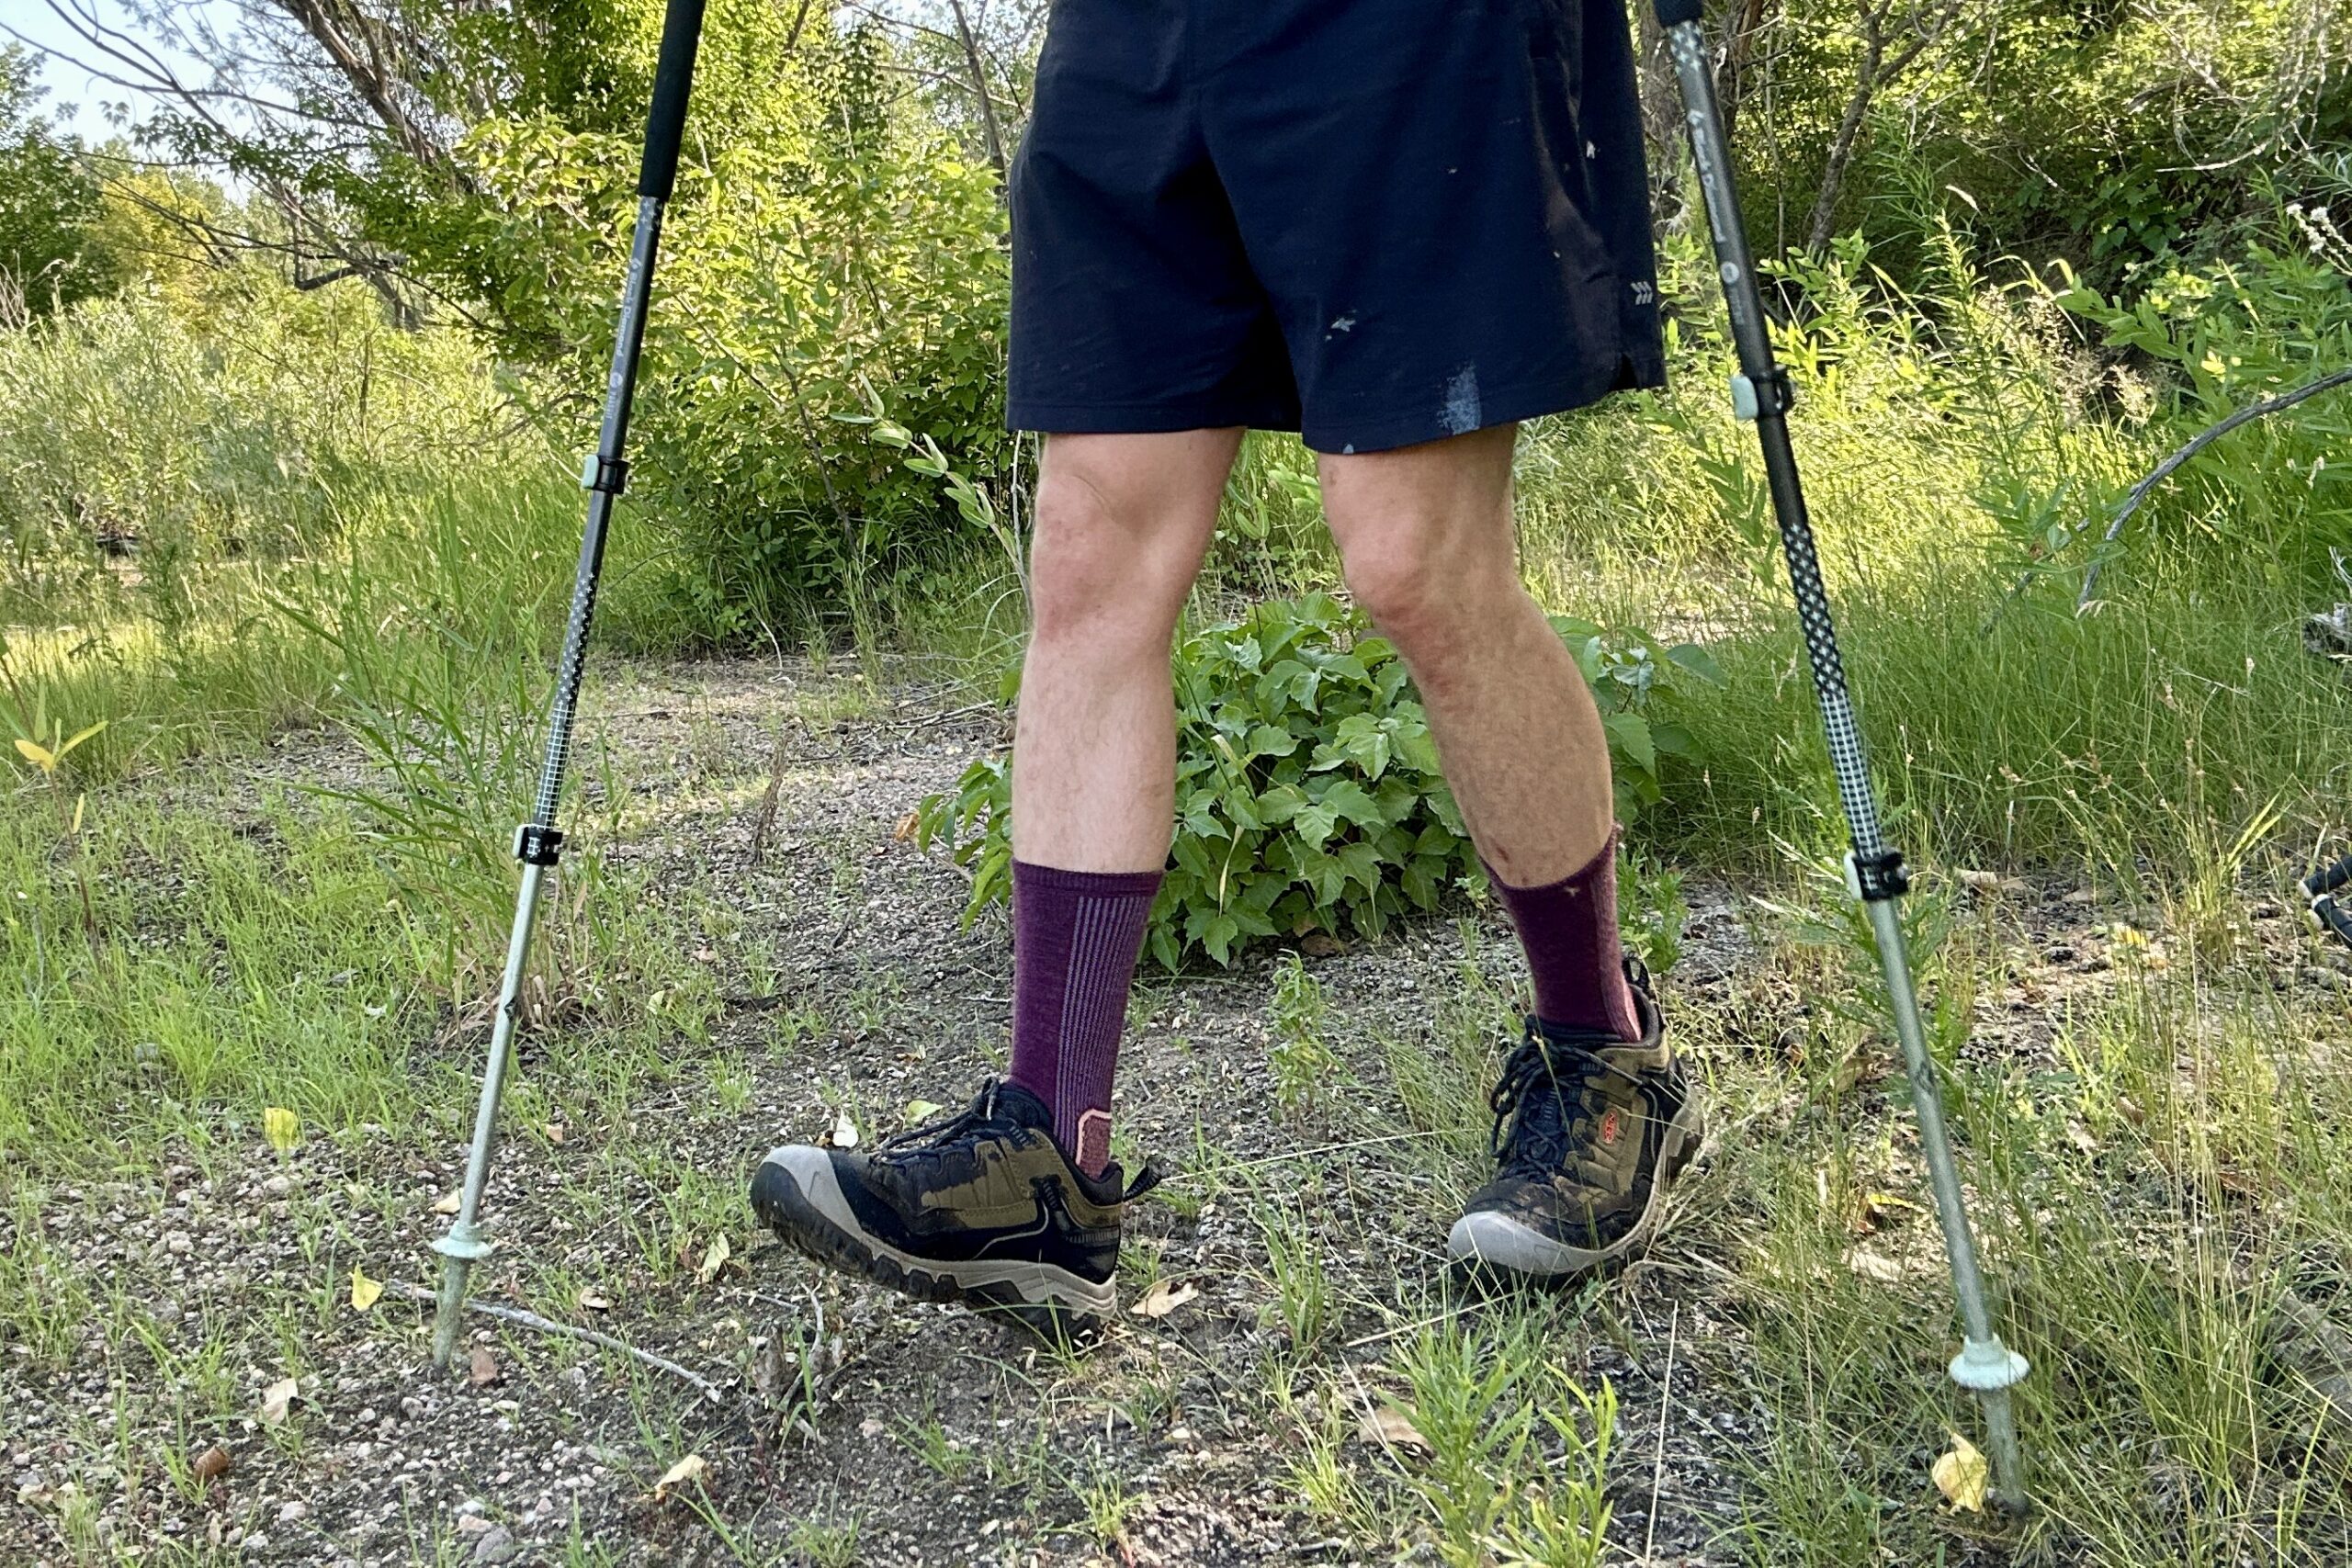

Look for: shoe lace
[1487,1024,1613,1181]
[873,1080,1018,1169]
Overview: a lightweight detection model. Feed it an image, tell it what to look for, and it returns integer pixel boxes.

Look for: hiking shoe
[1447,960,1702,1279]
[750,1079,1152,1335]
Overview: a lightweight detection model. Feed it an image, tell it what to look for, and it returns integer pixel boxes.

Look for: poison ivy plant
[916,594,1717,969]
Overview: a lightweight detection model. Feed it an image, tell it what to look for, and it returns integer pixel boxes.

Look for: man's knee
[1340,527,1510,669]
[1028,468,1196,652]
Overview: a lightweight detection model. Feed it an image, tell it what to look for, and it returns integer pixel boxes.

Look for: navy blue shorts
[1006,0,1667,455]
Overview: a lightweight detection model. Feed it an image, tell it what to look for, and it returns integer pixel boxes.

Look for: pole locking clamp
[1728,368,1795,422]
[1842,847,1911,903]
[513,823,565,865]
[581,453,630,494]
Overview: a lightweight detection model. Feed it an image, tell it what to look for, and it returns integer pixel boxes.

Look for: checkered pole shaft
[431,0,708,1368]
[1654,0,2030,1508]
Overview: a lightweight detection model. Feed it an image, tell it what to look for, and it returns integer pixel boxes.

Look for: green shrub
[916,593,1716,968]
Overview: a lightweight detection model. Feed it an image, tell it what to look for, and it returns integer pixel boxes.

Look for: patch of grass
[1708,873,2352,1563]
[1266,952,1340,1120]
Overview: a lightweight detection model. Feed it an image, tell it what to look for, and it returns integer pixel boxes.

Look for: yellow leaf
[903,1099,944,1124]
[71,795,85,835]
[695,1233,731,1284]
[262,1107,300,1154]
[1931,1433,1988,1512]
[349,1267,383,1313]
[13,738,55,772]
[55,720,106,761]
[652,1452,707,1501]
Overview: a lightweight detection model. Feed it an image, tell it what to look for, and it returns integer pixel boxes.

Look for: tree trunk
[949,0,1009,183]
[1804,43,1880,254]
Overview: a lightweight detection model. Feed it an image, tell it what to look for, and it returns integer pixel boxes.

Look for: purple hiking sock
[1487,831,1640,1041]
[1008,859,1161,1176]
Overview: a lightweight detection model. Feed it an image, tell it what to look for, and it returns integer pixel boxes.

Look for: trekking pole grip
[639,0,709,199]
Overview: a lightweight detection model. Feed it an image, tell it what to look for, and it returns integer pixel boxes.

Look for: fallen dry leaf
[1299,931,1345,958]
[652,1453,707,1502]
[1128,1279,1199,1319]
[903,1098,944,1125]
[1932,1432,1989,1512]
[257,1377,299,1426]
[431,1189,462,1216]
[828,1109,860,1150]
[1360,1405,1431,1451]
[1846,1246,1905,1284]
[892,810,921,841]
[468,1347,500,1387]
[579,1290,611,1312]
[695,1233,732,1285]
[544,1122,566,1145]
[348,1267,383,1313]
[191,1446,232,1483]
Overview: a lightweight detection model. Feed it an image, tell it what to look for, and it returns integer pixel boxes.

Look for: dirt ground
[11,658,2340,1566]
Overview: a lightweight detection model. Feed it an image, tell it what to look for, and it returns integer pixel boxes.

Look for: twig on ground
[1645,1301,1681,1563]
[388,1280,730,1404]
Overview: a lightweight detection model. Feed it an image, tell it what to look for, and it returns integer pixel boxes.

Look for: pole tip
[1951,1336,2030,1392]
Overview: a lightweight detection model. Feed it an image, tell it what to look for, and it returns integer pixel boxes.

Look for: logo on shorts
[1631,280,1656,307]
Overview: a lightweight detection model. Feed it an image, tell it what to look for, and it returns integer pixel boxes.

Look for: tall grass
[0,274,701,1173]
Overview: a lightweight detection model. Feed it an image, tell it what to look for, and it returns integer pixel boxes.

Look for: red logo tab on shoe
[1074,1109,1113,1179]
[1599,1108,1623,1147]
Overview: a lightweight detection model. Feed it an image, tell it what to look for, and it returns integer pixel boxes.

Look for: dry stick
[389,1281,729,1404]
[1645,1301,1681,1564]
[1989,364,2352,626]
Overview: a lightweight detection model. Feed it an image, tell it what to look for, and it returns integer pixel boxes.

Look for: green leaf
[1664,643,1724,685]
[1602,711,1657,774]
[1244,723,1298,760]
[1320,779,1385,829]
[1256,783,1307,825]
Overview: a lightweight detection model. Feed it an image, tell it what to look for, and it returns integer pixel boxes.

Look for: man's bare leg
[1317,423,1611,886]
[1011,429,1240,870]
[1322,422,1635,1038]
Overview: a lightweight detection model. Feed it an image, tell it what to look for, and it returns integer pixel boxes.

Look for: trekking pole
[1650,0,2030,1510]
[430,0,708,1368]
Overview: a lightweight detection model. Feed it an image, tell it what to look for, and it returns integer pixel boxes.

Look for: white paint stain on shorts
[1440,365,1482,436]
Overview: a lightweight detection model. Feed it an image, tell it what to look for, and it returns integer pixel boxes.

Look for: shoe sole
[1445,1087,1707,1280]
[750,1146,1114,1338]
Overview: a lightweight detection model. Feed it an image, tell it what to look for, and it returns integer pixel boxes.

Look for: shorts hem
[1006,398,1301,436]
[1302,357,1667,456]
